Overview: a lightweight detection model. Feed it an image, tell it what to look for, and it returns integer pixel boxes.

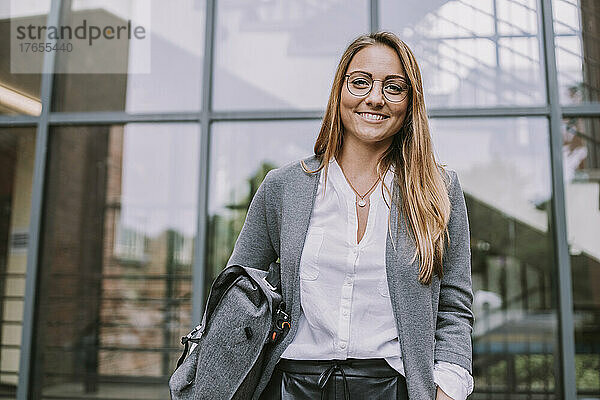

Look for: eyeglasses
[344,71,411,103]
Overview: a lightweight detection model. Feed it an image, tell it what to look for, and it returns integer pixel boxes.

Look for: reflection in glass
[553,0,600,104]
[51,0,205,113]
[207,120,320,297]
[562,117,600,396]
[33,123,199,399]
[213,0,369,111]
[380,0,545,108]
[0,1,49,116]
[431,117,559,396]
[0,128,36,400]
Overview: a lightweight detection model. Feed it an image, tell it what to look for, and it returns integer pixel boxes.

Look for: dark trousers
[260,358,409,400]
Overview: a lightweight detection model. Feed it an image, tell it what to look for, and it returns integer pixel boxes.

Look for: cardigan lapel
[279,155,322,326]
[386,177,436,397]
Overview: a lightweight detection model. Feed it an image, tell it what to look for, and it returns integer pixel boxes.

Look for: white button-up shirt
[280,157,474,399]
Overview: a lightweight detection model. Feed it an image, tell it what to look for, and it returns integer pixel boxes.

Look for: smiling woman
[340,45,410,145]
[222,31,474,400]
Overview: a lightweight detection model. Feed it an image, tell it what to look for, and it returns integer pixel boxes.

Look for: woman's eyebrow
[348,70,407,80]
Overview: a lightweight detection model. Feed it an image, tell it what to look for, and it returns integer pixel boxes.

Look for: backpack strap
[264,261,281,291]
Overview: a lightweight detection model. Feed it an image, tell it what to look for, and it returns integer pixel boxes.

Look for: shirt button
[340,342,347,349]
[343,310,349,316]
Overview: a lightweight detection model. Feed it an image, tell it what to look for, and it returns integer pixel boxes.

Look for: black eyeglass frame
[344,72,411,103]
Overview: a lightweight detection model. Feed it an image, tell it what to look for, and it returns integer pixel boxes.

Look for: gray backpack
[169,262,289,400]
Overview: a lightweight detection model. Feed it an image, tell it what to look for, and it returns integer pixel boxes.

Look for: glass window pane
[380,0,546,108]
[207,120,320,296]
[33,123,199,399]
[213,0,369,111]
[0,127,36,400]
[51,0,205,113]
[553,0,600,104]
[0,1,50,116]
[430,117,560,396]
[562,117,600,396]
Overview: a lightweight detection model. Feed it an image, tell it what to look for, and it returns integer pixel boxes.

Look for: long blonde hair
[301,31,452,285]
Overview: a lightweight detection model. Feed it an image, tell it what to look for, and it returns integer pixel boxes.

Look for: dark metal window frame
[0,0,596,398]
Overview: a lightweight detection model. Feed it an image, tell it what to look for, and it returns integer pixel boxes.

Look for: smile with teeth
[357,112,389,121]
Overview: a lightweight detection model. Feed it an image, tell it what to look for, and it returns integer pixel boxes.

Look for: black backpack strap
[204,265,246,322]
[264,261,281,291]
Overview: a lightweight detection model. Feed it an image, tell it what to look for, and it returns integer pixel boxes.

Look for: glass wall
[562,117,600,395]
[213,0,369,110]
[31,123,198,399]
[0,128,36,399]
[207,121,320,296]
[0,0,598,399]
[51,0,206,113]
[380,0,545,108]
[553,0,600,104]
[0,1,50,116]
[431,118,558,396]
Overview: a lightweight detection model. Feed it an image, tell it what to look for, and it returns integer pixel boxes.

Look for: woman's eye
[351,78,370,87]
[385,83,407,94]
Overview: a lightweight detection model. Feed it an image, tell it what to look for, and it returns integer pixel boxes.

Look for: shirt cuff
[434,360,474,400]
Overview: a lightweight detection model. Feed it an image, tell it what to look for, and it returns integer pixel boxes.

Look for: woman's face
[340,45,409,146]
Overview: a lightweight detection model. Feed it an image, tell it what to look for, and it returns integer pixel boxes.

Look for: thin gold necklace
[338,163,381,207]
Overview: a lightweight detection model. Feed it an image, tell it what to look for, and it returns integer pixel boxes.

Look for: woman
[226,31,474,400]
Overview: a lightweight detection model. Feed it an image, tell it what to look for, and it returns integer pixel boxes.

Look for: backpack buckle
[181,323,203,345]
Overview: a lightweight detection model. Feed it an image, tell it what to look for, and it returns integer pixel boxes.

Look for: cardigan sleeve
[226,170,279,271]
[434,170,474,374]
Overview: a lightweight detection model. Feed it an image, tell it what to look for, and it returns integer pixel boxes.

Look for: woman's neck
[336,136,391,183]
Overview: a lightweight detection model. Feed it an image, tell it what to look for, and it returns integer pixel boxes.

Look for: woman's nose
[365,81,385,106]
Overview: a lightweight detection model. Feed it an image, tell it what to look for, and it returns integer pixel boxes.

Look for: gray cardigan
[226,154,474,400]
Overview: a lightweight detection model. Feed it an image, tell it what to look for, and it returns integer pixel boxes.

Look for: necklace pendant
[357,198,367,207]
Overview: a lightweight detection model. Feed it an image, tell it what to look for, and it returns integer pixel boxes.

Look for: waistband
[276,358,401,378]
